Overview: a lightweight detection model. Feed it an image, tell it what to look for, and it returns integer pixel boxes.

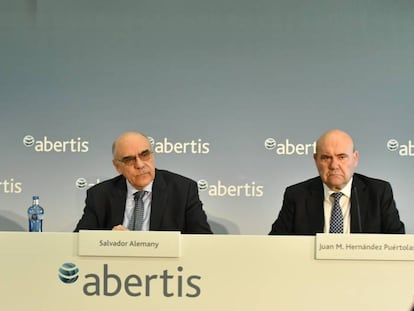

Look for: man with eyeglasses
[74,131,212,233]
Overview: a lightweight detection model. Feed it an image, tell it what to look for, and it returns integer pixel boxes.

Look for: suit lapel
[307,178,325,233]
[350,175,367,233]
[150,170,168,230]
[110,176,127,226]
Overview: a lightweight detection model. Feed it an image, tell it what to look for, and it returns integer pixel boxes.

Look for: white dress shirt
[323,178,353,234]
[122,180,153,230]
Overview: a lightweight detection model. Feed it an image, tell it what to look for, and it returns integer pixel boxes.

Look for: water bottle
[27,195,44,232]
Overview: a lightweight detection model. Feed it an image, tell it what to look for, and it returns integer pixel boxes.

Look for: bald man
[75,132,212,234]
[269,129,405,235]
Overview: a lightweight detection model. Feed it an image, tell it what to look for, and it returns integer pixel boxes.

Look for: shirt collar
[126,179,153,197]
[323,177,353,200]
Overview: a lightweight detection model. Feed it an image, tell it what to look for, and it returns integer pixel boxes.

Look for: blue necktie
[329,192,344,233]
[129,191,145,230]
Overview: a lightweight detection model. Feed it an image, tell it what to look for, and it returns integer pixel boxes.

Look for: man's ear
[353,150,359,167]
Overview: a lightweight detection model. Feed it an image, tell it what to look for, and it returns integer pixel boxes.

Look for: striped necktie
[129,191,145,230]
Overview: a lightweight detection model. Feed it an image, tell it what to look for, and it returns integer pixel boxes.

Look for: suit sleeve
[73,188,101,232]
[183,180,213,234]
[381,182,405,234]
[269,188,295,235]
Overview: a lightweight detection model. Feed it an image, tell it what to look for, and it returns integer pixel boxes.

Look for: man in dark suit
[269,129,404,235]
[74,131,212,234]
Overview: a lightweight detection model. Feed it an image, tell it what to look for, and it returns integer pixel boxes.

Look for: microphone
[352,186,363,233]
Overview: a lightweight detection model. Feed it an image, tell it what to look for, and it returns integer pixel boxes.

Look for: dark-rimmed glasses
[116,149,153,166]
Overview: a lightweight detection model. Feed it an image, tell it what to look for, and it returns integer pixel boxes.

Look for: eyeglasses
[116,149,153,166]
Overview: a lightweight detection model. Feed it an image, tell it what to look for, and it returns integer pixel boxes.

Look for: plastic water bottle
[27,196,44,232]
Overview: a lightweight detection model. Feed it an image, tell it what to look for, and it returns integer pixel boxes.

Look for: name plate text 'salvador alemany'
[78,230,181,258]
[315,234,414,261]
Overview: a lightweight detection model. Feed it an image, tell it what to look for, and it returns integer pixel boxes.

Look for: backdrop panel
[0,0,413,234]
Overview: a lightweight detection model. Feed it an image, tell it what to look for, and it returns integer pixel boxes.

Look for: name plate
[78,230,181,258]
[315,234,414,261]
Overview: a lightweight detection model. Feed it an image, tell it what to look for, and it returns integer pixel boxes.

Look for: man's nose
[133,157,145,168]
[329,157,339,168]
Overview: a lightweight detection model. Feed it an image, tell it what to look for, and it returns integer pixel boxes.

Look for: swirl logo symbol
[264,138,276,150]
[387,139,399,152]
[148,136,155,147]
[75,178,88,189]
[197,179,208,191]
[58,263,79,284]
[23,135,35,147]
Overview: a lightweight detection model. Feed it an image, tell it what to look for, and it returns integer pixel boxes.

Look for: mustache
[135,168,150,175]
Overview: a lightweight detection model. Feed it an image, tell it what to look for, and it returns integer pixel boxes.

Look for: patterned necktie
[129,191,145,231]
[329,192,344,233]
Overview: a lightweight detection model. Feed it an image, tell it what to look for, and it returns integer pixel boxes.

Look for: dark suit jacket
[74,169,212,234]
[269,173,405,235]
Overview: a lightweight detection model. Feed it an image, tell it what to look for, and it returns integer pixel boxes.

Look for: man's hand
[112,225,129,231]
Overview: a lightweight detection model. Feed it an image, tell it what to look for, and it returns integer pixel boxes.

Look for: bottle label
[30,214,44,221]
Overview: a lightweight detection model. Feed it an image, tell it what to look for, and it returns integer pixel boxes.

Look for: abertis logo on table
[58,262,203,298]
[59,262,79,284]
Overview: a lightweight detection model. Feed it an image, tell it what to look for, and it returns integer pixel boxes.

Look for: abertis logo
[264,137,315,155]
[58,263,79,284]
[148,136,210,154]
[57,263,202,298]
[0,177,22,193]
[75,178,101,189]
[198,179,264,197]
[23,135,89,152]
[387,139,414,156]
